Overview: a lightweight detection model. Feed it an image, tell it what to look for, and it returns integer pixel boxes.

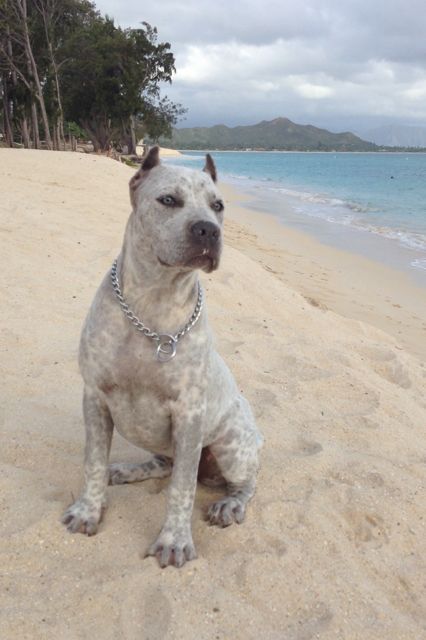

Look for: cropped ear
[129,146,161,208]
[142,145,160,170]
[203,153,217,183]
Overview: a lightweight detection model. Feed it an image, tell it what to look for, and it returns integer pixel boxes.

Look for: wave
[294,201,426,254]
[411,258,426,271]
[363,227,426,252]
[269,185,372,213]
[164,154,202,162]
[234,179,426,257]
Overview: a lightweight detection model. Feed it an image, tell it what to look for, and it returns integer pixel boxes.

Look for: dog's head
[129,147,223,273]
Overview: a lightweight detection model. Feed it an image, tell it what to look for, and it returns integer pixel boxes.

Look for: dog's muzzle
[186,220,222,272]
[190,220,221,246]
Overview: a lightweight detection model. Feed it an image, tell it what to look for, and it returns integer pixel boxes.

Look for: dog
[62,146,262,568]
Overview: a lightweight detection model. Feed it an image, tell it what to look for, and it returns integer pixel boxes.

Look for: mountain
[157,117,378,151]
[363,124,426,147]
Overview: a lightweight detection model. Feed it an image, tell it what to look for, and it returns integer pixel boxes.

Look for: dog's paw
[145,529,197,568]
[62,498,105,536]
[207,496,246,527]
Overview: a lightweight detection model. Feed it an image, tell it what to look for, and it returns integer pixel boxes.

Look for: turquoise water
[165,151,426,277]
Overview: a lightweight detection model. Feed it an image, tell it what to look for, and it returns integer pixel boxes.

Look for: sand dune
[1,149,425,639]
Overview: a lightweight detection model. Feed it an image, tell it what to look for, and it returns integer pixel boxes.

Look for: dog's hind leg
[206,397,263,527]
[109,455,172,485]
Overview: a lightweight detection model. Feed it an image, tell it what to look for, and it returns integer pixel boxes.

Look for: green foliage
[123,158,139,168]
[64,120,87,138]
[139,96,187,142]
[60,17,184,149]
[0,2,184,149]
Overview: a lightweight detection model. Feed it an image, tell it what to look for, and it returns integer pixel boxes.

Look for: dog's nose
[190,221,220,245]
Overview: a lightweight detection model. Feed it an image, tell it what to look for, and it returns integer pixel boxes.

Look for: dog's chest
[97,337,180,453]
[106,384,173,453]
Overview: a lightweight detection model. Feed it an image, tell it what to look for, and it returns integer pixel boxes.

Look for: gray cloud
[97,1,333,45]
[96,0,426,131]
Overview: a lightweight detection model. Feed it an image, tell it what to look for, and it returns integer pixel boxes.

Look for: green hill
[158,117,378,151]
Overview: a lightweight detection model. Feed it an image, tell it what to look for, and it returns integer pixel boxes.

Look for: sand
[159,147,182,158]
[1,148,425,640]
[219,183,426,362]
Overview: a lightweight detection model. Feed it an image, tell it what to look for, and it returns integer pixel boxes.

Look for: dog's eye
[158,195,176,207]
[211,200,224,213]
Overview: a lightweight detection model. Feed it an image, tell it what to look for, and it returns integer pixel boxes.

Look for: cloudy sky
[95,0,426,134]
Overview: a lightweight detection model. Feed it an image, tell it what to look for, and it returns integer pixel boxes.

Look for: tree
[0,0,53,148]
[0,3,184,150]
[137,96,186,143]
[32,0,97,148]
[60,19,184,152]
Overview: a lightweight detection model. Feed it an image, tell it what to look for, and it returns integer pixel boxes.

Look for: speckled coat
[62,147,262,568]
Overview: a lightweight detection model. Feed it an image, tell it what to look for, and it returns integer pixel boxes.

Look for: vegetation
[157,117,380,152]
[0,0,185,152]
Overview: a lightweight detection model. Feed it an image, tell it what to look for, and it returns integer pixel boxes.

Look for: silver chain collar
[110,259,203,362]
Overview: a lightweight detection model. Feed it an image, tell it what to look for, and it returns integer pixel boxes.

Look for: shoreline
[220,180,426,361]
[223,174,426,287]
[174,149,426,154]
[166,151,426,284]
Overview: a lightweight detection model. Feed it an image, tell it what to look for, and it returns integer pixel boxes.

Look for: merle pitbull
[62,146,262,568]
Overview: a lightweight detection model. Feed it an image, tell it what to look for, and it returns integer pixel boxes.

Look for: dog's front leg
[146,398,204,568]
[62,386,113,535]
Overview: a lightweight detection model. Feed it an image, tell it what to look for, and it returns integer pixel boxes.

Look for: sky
[95,0,426,134]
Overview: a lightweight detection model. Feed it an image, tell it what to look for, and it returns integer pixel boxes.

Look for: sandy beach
[1,148,425,639]
[219,183,426,362]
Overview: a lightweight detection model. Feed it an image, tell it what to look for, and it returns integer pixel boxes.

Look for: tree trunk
[51,46,65,149]
[1,75,14,146]
[31,100,40,149]
[56,121,62,150]
[58,119,65,150]
[3,30,15,146]
[35,1,66,150]
[129,115,137,155]
[21,116,30,148]
[28,50,52,149]
[20,0,53,149]
[82,118,111,153]
[52,123,59,150]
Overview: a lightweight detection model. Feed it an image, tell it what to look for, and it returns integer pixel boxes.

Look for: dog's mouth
[185,253,217,272]
[158,249,220,273]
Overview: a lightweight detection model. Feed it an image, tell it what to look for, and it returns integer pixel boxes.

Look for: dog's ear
[141,145,161,171]
[203,153,217,183]
[129,146,161,208]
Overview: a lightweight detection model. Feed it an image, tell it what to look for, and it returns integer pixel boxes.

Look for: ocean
[164,151,426,283]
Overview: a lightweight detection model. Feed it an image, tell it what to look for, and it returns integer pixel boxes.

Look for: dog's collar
[110,259,203,362]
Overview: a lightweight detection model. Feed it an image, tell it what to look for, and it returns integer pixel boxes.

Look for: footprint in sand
[119,581,172,638]
[303,295,328,311]
[293,438,323,456]
[344,511,389,548]
[375,360,411,388]
[253,387,279,409]
[349,415,380,430]
[358,346,411,388]
[330,467,385,489]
